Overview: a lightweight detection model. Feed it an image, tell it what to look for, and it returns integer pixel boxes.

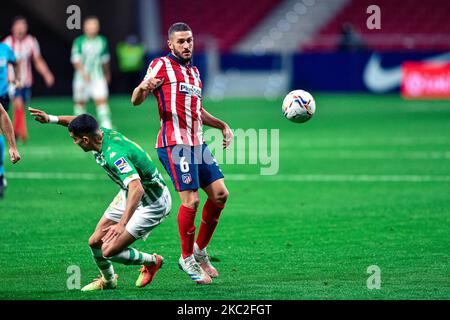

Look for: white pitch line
[7,172,450,182]
[294,151,450,159]
[8,172,103,180]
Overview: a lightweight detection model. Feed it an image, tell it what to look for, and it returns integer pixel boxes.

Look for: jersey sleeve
[70,37,82,64]
[100,36,110,64]
[142,58,165,82]
[31,36,41,59]
[108,154,141,187]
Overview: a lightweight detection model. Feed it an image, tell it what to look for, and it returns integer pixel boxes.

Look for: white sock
[109,247,156,266]
[96,103,112,129]
[74,103,86,116]
[90,247,115,281]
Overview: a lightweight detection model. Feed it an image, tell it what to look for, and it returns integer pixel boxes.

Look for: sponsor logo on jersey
[179,82,201,98]
[182,173,192,184]
[110,152,116,158]
[0,57,6,68]
[114,157,133,174]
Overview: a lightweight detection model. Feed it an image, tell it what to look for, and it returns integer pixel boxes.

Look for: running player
[131,22,233,285]
[3,15,54,143]
[29,107,171,291]
[0,41,21,198]
[71,16,113,129]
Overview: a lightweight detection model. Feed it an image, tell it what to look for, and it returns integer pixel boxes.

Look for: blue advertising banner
[292,51,450,93]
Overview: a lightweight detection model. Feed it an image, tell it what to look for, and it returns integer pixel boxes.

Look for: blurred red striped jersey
[143,53,204,148]
[3,35,40,87]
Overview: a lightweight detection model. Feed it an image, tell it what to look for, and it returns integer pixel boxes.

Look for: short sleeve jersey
[93,128,166,202]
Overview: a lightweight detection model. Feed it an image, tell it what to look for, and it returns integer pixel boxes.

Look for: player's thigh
[89,216,117,248]
[103,188,172,256]
[157,145,200,193]
[93,189,126,245]
[73,77,89,103]
[91,79,109,102]
[198,144,225,190]
[18,87,32,104]
[102,230,136,258]
[126,188,172,240]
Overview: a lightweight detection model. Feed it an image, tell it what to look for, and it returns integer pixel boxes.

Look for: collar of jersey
[167,53,192,67]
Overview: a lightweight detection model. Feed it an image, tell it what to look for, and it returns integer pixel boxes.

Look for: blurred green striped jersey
[93,128,166,202]
[71,35,109,80]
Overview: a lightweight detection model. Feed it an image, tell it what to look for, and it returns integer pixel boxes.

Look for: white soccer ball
[282,89,316,123]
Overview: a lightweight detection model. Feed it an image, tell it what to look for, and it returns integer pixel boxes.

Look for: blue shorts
[14,86,32,103]
[0,94,10,112]
[157,144,224,192]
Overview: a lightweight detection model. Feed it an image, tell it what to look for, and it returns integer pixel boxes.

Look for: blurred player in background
[71,16,112,129]
[131,22,233,285]
[3,15,54,143]
[0,41,21,198]
[29,107,171,290]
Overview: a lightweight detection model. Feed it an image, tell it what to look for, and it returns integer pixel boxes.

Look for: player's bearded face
[169,31,193,63]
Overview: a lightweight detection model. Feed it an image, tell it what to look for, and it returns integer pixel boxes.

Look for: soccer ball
[282,90,316,123]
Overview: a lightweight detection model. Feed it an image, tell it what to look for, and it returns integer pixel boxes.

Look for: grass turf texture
[0,94,449,300]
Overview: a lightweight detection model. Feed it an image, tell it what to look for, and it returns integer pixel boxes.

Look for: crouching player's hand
[28,107,50,123]
[102,223,126,244]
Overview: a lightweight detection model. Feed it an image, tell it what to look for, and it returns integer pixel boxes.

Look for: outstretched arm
[201,109,233,149]
[28,107,76,127]
[33,55,54,87]
[0,104,20,164]
[131,77,163,106]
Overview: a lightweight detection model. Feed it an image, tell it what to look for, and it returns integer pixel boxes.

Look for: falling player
[131,22,233,285]
[0,40,21,198]
[29,107,171,291]
[3,15,54,143]
[71,16,113,129]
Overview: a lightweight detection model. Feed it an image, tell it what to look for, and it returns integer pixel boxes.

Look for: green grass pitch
[0,94,449,300]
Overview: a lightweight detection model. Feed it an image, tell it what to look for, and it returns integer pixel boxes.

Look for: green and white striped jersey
[93,128,166,203]
[71,35,110,80]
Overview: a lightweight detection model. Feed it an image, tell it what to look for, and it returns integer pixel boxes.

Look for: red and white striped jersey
[143,53,204,148]
[3,35,41,87]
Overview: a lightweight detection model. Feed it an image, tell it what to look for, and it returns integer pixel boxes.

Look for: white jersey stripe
[162,57,183,145]
[180,66,193,145]
[144,59,163,80]
[192,68,203,145]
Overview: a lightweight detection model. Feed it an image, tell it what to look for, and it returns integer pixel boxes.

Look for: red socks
[13,106,27,142]
[178,205,197,259]
[196,198,225,251]
[178,200,226,258]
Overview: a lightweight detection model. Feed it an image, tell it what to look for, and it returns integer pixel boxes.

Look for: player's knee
[182,196,200,210]
[214,189,229,205]
[101,244,118,259]
[88,234,102,248]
